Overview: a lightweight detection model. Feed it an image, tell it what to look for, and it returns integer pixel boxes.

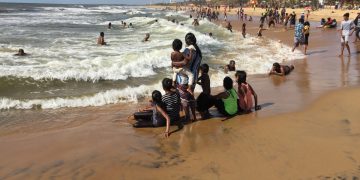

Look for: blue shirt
[294,23,304,39]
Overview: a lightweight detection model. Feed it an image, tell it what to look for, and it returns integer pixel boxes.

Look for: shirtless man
[269,62,294,76]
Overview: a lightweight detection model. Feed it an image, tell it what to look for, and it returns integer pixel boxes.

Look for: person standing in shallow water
[303,21,310,55]
[292,18,304,52]
[97,32,106,45]
[339,13,354,57]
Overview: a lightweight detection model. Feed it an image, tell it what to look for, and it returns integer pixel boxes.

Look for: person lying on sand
[14,49,28,56]
[269,62,295,76]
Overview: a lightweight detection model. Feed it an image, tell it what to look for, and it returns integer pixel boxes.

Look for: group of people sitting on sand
[130,31,294,137]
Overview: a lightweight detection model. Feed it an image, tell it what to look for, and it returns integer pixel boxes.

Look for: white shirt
[341,20,354,36]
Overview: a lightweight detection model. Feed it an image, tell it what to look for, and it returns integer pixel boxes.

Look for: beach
[1,4,360,179]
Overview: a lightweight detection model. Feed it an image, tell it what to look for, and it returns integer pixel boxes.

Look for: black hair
[299,18,304,24]
[200,64,209,73]
[273,62,281,73]
[185,32,202,58]
[304,21,310,26]
[344,13,350,17]
[223,76,233,90]
[172,39,182,51]
[162,78,173,91]
[152,90,166,110]
[242,23,246,27]
[19,49,24,54]
[235,70,247,84]
[100,32,104,37]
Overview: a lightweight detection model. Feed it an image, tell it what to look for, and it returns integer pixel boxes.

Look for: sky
[0,0,183,5]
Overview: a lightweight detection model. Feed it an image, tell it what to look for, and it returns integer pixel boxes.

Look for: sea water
[0,3,304,109]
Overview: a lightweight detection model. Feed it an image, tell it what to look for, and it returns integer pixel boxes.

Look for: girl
[235,71,261,113]
[133,90,171,137]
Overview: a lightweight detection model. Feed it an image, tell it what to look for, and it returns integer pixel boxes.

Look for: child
[197,64,211,95]
[242,23,246,38]
[257,24,267,37]
[339,13,354,57]
[171,39,194,94]
[226,22,233,32]
[235,71,261,113]
[197,64,211,119]
[133,90,171,137]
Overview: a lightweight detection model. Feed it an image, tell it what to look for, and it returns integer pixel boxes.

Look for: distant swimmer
[14,49,27,56]
[269,62,294,76]
[192,19,199,26]
[128,23,133,28]
[209,32,213,37]
[97,32,106,45]
[143,33,150,42]
[226,22,233,32]
[108,22,112,29]
[242,23,246,38]
[123,22,127,28]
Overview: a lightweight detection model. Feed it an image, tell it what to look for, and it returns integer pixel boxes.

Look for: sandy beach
[1,5,360,180]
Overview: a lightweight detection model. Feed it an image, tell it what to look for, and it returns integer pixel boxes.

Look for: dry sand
[1,8,360,180]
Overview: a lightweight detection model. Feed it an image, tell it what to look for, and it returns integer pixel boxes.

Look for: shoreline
[1,6,360,179]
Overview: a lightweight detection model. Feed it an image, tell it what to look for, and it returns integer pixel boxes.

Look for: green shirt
[222,88,238,115]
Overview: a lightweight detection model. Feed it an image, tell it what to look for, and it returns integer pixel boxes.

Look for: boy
[340,13,354,56]
[197,64,210,95]
[171,39,194,94]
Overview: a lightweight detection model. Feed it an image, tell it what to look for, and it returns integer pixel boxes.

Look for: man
[292,18,304,52]
[339,13,354,57]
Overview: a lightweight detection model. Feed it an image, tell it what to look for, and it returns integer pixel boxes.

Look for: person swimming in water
[224,60,236,73]
[269,62,295,76]
[143,33,150,42]
[108,22,112,29]
[97,32,106,45]
[14,49,27,56]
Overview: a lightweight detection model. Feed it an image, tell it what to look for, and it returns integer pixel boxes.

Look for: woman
[172,33,202,91]
[269,62,294,76]
[197,77,238,117]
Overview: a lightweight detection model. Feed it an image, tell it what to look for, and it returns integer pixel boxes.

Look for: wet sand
[1,11,360,179]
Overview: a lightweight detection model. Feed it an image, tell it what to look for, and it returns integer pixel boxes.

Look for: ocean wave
[0,83,161,110]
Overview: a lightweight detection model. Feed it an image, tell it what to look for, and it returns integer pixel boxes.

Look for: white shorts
[341,35,349,43]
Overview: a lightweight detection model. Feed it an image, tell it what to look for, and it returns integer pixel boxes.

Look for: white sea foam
[0,83,162,110]
[0,6,305,110]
